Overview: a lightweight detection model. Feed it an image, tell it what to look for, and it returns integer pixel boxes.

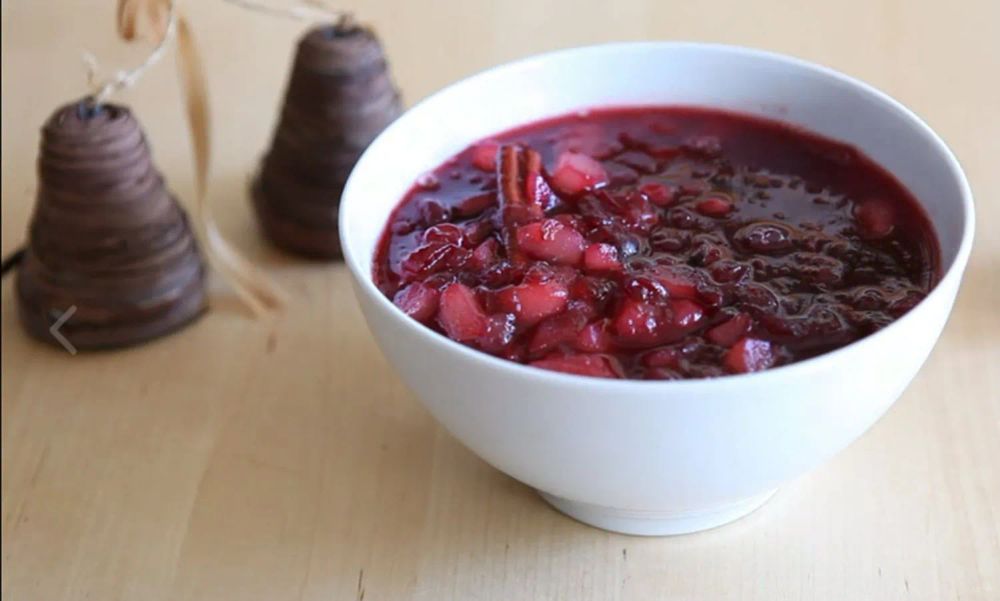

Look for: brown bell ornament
[16,100,207,350]
[252,22,403,259]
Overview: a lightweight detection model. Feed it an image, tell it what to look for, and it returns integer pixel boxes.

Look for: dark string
[1,247,25,278]
[76,99,106,119]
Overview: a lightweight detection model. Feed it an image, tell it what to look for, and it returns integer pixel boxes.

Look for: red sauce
[373,107,939,379]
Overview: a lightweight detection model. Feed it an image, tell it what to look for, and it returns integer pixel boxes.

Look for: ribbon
[91,0,287,316]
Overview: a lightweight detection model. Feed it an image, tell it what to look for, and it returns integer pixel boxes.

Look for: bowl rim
[339,40,976,389]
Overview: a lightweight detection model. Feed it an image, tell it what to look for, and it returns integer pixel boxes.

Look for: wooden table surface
[2,1,998,599]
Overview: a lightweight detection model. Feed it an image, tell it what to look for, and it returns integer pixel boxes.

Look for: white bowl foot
[539,488,778,536]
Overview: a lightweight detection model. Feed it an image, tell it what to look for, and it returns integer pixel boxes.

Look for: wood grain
[2,1,998,599]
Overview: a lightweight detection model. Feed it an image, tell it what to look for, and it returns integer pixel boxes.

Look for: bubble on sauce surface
[732,222,796,254]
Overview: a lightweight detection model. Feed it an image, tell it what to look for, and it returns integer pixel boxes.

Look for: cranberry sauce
[373,107,939,379]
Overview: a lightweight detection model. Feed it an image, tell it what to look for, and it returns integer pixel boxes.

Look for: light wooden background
[2,1,998,600]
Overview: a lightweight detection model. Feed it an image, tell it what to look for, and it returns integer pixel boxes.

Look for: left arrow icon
[50,305,77,355]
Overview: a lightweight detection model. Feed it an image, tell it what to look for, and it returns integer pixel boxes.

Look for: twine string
[84,2,177,105]
[222,0,352,25]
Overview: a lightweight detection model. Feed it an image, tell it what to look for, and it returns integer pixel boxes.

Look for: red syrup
[373,107,940,379]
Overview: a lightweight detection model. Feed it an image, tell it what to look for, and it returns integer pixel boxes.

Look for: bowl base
[539,488,777,536]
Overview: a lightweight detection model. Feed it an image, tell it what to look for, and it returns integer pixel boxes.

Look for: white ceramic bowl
[339,43,974,535]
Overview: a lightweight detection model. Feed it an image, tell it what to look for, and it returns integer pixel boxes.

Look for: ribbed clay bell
[253,22,403,259]
[16,99,206,350]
